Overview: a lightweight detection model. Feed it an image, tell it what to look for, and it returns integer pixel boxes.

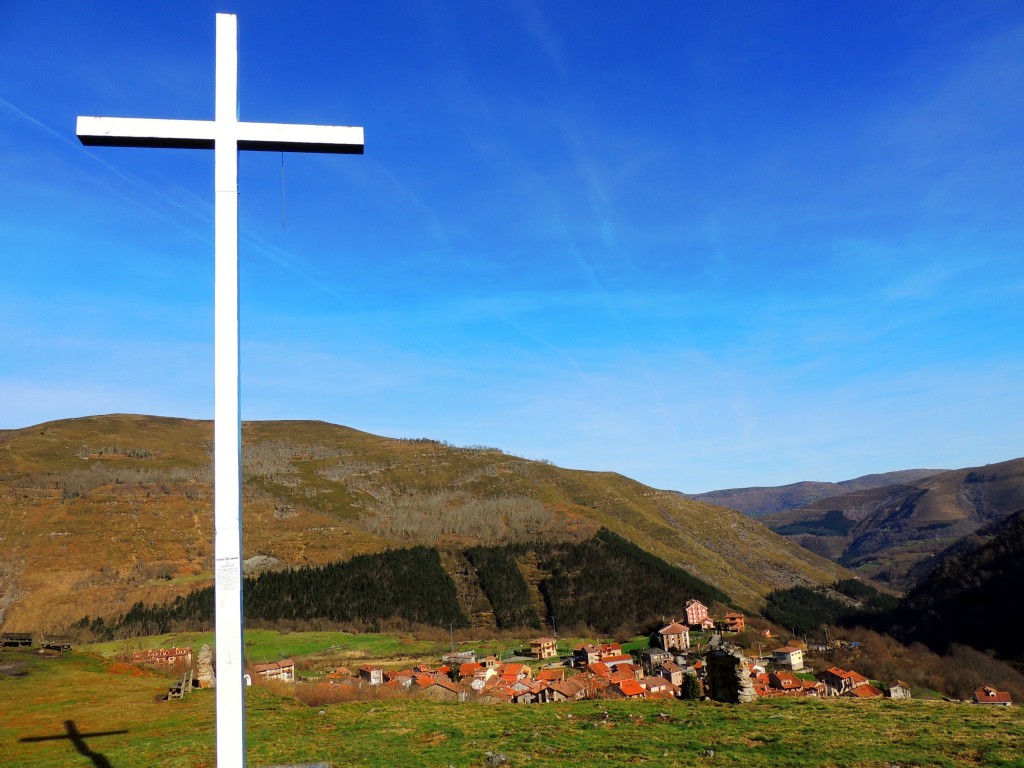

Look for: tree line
[72,529,733,641]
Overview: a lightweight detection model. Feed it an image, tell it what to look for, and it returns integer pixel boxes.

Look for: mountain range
[751,459,1024,589]
[684,469,946,517]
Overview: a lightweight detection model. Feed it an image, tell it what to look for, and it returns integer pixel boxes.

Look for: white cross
[77,14,363,767]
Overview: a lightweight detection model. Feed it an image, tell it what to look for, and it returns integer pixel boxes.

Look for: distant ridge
[760,457,1024,590]
[684,469,946,517]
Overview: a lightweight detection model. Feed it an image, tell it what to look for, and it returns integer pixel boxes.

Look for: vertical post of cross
[212,14,245,767]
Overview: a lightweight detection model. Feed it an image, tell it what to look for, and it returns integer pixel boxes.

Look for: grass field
[80,630,454,666]
[3,648,1023,768]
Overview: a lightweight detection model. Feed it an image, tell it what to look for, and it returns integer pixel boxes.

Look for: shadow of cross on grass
[19,720,128,768]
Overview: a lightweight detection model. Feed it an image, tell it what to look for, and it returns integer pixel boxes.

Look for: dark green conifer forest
[74,530,732,640]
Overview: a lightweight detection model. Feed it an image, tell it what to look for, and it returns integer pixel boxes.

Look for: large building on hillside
[684,599,709,627]
[530,637,558,659]
[722,612,745,632]
[657,621,690,651]
[772,646,804,671]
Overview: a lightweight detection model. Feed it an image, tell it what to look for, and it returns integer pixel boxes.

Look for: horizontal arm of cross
[77,116,364,154]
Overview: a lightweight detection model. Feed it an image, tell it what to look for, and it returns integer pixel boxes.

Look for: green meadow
[3,648,1023,768]
[80,629,451,666]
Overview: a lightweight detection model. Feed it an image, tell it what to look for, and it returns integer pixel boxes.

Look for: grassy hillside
[3,649,1023,768]
[0,415,849,632]
[759,458,1024,589]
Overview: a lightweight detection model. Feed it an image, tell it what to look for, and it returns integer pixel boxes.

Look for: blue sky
[2,1,1022,492]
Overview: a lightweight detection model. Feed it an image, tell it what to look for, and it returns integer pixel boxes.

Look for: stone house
[415,674,463,702]
[887,680,912,699]
[546,677,587,702]
[819,666,868,696]
[0,633,32,648]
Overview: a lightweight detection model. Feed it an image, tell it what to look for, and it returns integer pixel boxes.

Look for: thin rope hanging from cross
[281,151,286,228]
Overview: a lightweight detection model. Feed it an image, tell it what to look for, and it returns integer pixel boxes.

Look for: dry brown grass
[1,414,852,635]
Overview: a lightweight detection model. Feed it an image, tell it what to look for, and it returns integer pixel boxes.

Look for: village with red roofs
[78,596,1012,708]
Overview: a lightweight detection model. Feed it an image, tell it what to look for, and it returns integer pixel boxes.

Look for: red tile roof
[616,679,645,697]
[974,686,1013,704]
[770,671,800,689]
[251,659,294,675]
[847,684,884,699]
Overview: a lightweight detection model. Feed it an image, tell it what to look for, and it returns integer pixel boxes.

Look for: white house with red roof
[358,665,384,686]
[250,658,295,683]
